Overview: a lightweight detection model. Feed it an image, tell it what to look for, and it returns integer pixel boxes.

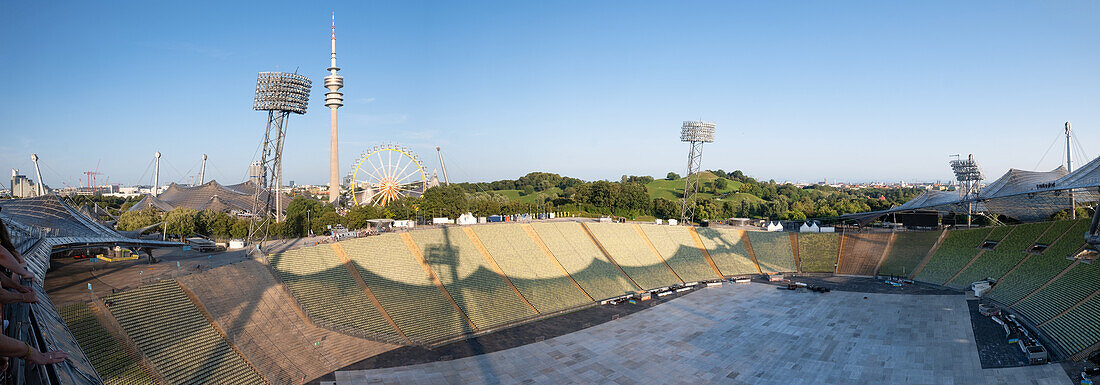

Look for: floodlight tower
[950,154,984,227]
[680,121,716,224]
[252,71,311,229]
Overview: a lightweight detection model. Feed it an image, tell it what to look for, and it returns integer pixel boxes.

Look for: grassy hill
[492,187,563,204]
[645,172,746,202]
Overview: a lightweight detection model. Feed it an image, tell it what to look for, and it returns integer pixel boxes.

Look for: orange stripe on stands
[687,227,724,277]
[399,233,478,332]
[462,227,539,314]
[580,222,642,291]
[872,233,897,277]
[741,231,763,274]
[835,233,847,274]
[632,224,684,284]
[522,224,594,302]
[329,243,409,344]
[789,233,801,273]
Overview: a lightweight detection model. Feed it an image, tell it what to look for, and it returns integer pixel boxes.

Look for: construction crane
[83,159,102,194]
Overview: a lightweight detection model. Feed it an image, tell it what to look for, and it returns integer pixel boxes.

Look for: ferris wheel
[349,144,428,206]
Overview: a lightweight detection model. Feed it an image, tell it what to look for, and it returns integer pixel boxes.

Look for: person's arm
[0,289,35,305]
[0,248,32,280]
[0,334,67,365]
[0,274,29,294]
[0,222,24,265]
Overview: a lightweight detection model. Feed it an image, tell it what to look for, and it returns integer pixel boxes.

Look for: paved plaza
[331,283,1071,384]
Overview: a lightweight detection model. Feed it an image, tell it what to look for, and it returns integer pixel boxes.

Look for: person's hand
[26,349,67,365]
[10,265,33,281]
[8,273,30,293]
[18,291,36,304]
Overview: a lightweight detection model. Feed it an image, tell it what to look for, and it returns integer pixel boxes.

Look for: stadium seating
[585,223,682,289]
[59,303,156,385]
[945,222,1052,290]
[877,231,941,278]
[410,227,538,330]
[471,225,592,313]
[341,234,473,343]
[529,222,638,300]
[179,260,397,384]
[1011,261,1100,324]
[694,228,760,276]
[1040,293,1100,357]
[796,233,840,273]
[836,232,890,276]
[268,245,399,341]
[985,225,1014,243]
[105,280,267,385]
[746,232,797,273]
[913,227,992,285]
[637,224,720,282]
[987,220,1087,305]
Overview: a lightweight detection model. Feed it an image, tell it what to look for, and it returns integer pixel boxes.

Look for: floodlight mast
[949,154,983,227]
[250,71,311,244]
[680,121,716,225]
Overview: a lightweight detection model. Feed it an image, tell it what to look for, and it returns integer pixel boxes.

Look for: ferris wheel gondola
[349,144,427,206]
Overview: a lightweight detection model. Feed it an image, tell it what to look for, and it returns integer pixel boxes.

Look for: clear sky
[2,1,1098,188]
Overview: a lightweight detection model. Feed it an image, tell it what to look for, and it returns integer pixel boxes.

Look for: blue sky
[2,1,1098,188]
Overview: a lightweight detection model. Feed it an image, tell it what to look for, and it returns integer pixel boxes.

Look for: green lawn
[645,172,745,201]
[492,187,563,204]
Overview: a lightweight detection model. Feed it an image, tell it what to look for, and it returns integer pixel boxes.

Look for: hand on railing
[25,348,68,365]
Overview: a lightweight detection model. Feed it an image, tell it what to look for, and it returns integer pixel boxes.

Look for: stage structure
[325,13,345,204]
[349,144,427,207]
[680,121,716,224]
[949,154,983,226]
[251,71,311,242]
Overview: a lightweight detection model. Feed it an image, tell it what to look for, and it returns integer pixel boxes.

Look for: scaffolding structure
[249,72,311,244]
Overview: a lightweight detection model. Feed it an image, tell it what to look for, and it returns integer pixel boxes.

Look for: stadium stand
[745,232,797,273]
[529,222,638,300]
[985,225,1014,243]
[1012,261,1100,325]
[179,260,397,384]
[836,232,890,276]
[796,233,840,273]
[877,231,941,278]
[105,280,267,385]
[471,225,591,314]
[585,223,682,289]
[694,228,760,276]
[410,228,538,330]
[340,235,473,343]
[913,227,993,285]
[945,222,1052,290]
[267,246,400,342]
[1040,292,1100,358]
[58,303,156,385]
[637,224,720,282]
[987,220,1087,305]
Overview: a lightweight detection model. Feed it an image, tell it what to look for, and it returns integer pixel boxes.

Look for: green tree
[421,185,469,218]
[666,172,680,180]
[117,208,162,232]
[652,198,679,219]
[345,204,385,229]
[164,208,199,239]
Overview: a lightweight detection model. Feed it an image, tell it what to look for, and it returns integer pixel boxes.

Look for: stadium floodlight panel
[950,159,983,182]
[253,72,312,114]
[680,121,716,143]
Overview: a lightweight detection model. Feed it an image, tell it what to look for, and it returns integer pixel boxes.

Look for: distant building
[248,161,264,185]
[9,169,45,198]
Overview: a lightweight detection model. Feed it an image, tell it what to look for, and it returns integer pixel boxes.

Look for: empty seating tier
[837,232,890,276]
[637,224,720,282]
[694,228,760,276]
[877,231,941,278]
[530,222,638,300]
[1012,261,1100,325]
[410,228,537,330]
[946,222,1052,290]
[179,260,397,384]
[985,226,1014,242]
[340,235,473,343]
[987,220,1088,305]
[796,233,840,273]
[105,280,267,385]
[1039,293,1100,357]
[58,303,156,385]
[585,223,682,289]
[746,232,797,273]
[914,227,992,286]
[471,225,591,314]
[268,245,399,341]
